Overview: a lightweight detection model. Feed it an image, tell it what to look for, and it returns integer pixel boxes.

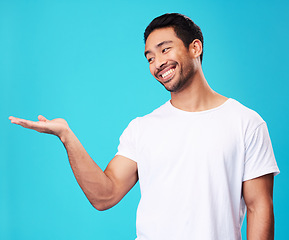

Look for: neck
[170,68,228,112]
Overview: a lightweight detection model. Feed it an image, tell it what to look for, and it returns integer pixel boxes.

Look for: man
[9,13,279,240]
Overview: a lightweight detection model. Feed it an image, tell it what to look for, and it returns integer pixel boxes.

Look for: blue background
[1,0,288,239]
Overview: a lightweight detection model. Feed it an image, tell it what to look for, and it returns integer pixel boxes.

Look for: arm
[242,173,275,240]
[9,115,138,211]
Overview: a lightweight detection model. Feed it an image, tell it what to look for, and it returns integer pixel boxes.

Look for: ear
[189,39,202,60]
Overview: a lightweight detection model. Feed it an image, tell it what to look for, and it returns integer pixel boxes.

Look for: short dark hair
[144,13,204,63]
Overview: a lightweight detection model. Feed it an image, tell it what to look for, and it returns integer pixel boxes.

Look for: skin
[9,26,275,238]
[9,115,138,211]
[243,173,275,240]
[144,27,228,111]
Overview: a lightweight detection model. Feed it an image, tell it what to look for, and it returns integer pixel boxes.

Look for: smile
[158,65,176,82]
[162,68,175,78]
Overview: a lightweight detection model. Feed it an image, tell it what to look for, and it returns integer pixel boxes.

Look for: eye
[147,57,154,64]
[162,47,170,53]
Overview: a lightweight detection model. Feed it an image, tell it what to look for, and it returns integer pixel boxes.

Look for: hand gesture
[9,115,70,140]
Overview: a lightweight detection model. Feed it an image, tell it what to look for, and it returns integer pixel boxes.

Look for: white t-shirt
[116,98,279,240]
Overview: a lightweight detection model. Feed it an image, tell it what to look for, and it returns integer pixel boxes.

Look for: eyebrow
[144,40,173,58]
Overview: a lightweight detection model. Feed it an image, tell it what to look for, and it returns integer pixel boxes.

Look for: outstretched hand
[9,115,70,139]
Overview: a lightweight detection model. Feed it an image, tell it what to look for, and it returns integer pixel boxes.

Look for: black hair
[144,13,204,63]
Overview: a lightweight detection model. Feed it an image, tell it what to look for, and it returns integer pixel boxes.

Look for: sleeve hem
[243,167,280,182]
[115,152,137,163]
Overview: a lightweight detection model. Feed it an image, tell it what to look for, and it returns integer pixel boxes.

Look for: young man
[9,13,279,240]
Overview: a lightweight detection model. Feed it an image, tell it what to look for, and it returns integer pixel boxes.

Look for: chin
[164,79,185,93]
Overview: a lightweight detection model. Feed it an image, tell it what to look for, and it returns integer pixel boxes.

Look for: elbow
[86,181,119,211]
[246,199,274,216]
[89,196,116,211]
[91,202,112,211]
[93,205,107,211]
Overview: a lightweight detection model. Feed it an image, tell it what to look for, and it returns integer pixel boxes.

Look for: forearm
[9,115,135,210]
[60,128,114,210]
[247,203,274,240]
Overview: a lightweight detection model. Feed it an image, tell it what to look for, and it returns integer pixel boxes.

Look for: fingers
[9,116,28,125]
[38,115,48,122]
[9,116,47,124]
[9,116,33,127]
[9,116,43,131]
[9,116,22,124]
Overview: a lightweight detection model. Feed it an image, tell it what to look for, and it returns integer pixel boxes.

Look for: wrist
[59,126,72,143]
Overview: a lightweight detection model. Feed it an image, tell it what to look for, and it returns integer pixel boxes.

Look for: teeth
[161,68,175,78]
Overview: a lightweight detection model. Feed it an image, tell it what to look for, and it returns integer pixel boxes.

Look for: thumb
[38,115,48,122]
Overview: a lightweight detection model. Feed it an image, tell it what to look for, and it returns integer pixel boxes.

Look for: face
[145,27,196,93]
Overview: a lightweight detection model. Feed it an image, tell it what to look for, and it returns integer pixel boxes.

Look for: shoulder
[137,101,171,122]
[123,101,170,130]
[224,98,267,139]
[226,98,265,124]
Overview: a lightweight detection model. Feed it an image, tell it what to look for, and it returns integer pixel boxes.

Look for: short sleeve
[115,118,138,162]
[243,122,280,181]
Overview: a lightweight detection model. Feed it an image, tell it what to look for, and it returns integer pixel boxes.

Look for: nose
[155,54,167,70]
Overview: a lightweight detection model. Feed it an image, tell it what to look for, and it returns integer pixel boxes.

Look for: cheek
[149,65,155,76]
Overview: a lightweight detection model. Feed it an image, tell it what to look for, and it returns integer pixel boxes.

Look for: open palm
[9,115,69,138]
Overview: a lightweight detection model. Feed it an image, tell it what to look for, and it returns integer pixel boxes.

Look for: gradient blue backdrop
[1,0,288,239]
